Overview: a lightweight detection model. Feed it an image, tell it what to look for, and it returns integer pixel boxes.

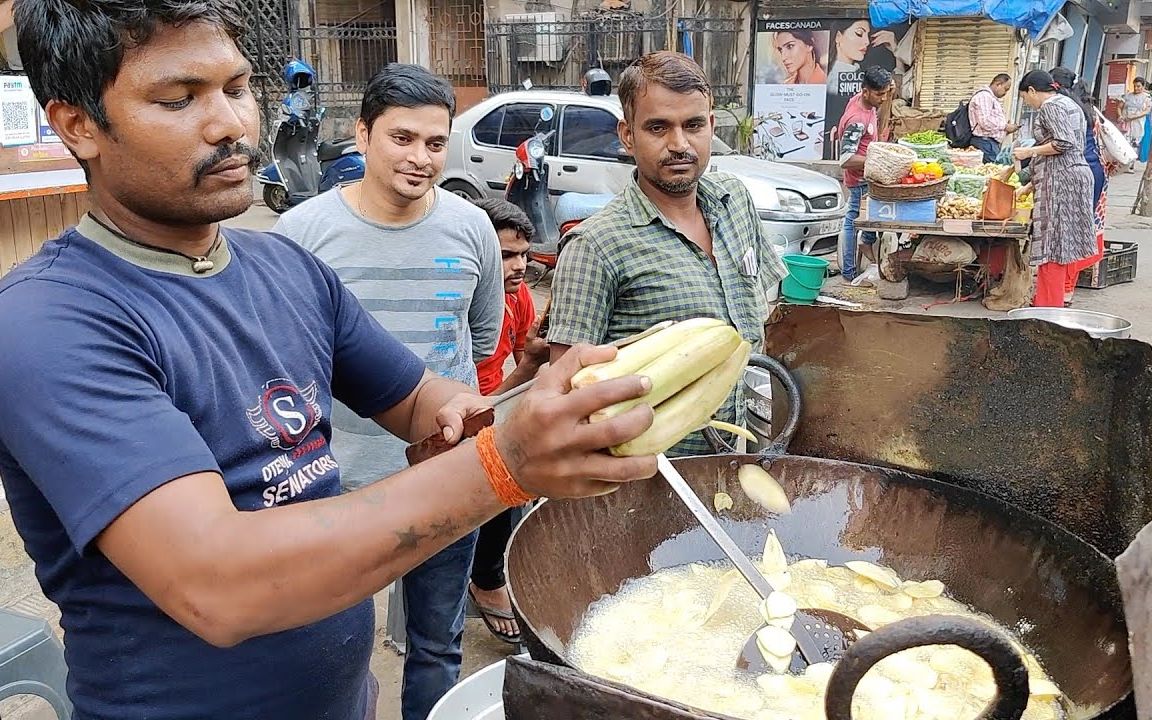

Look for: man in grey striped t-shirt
[273,64,502,720]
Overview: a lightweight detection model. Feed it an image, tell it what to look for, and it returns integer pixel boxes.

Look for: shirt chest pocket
[720,242,770,333]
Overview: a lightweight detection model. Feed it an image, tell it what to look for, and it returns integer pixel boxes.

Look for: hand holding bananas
[491,319,750,501]
[570,318,753,457]
[491,343,659,499]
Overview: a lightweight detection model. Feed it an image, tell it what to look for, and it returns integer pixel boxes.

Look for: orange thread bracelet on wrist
[476,426,536,507]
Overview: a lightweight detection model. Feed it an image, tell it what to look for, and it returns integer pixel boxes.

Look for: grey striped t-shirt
[273,186,503,490]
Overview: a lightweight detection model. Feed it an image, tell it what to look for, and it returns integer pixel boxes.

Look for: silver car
[440,90,845,257]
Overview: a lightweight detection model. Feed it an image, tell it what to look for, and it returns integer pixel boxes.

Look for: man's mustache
[662,153,699,166]
[194,143,260,185]
[396,164,433,177]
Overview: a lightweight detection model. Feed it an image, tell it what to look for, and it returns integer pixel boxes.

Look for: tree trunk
[1135,160,1152,217]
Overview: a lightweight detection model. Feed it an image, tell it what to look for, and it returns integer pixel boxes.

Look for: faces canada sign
[753,17,909,161]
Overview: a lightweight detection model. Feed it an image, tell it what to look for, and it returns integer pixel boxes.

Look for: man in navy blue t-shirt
[0,2,658,719]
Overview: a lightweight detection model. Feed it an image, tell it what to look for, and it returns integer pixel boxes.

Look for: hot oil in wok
[568,531,1065,720]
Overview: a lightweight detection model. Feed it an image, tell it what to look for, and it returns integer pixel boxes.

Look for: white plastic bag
[850,265,881,287]
[1097,109,1137,166]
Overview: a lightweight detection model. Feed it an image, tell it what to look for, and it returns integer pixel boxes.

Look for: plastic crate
[1076,240,1138,290]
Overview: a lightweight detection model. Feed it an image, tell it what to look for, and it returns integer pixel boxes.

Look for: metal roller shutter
[916,18,1018,113]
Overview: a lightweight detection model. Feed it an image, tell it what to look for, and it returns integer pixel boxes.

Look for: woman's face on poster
[775,32,814,77]
[838,21,870,63]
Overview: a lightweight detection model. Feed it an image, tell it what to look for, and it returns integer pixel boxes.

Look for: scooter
[255,60,366,214]
[504,107,613,284]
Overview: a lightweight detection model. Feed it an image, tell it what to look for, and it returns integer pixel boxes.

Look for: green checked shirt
[548,171,786,457]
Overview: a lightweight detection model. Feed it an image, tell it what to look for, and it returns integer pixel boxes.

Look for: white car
[440,90,846,257]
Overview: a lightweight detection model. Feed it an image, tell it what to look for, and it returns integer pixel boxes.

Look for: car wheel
[262,184,290,214]
[441,180,482,201]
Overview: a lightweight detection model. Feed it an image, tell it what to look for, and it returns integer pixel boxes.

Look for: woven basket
[867,176,949,202]
[864,142,917,185]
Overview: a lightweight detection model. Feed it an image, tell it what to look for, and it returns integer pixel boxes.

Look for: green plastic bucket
[780,254,829,304]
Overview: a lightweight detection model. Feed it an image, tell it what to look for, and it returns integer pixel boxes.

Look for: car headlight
[527,139,546,160]
[775,190,808,214]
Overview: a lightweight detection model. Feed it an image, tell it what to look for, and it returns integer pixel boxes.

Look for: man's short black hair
[470,198,535,244]
[360,63,456,131]
[992,73,1012,85]
[15,0,246,131]
[1136,77,1148,86]
[862,66,893,92]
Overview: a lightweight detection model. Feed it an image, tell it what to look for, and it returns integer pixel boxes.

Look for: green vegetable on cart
[948,173,989,199]
[902,130,949,146]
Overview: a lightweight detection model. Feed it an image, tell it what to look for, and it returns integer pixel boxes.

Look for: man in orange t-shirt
[469,198,549,642]
[473,200,548,396]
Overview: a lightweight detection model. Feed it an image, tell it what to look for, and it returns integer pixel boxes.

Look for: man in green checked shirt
[547,51,786,457]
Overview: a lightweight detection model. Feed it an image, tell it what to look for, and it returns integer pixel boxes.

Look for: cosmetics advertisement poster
[753,18,910,161]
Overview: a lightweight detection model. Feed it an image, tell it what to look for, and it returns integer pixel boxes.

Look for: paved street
[1,168,1149,718]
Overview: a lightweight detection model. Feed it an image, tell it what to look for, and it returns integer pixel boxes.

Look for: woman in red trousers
[1012,70,1098,307]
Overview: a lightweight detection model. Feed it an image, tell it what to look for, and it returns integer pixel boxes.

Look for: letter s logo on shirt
[246,378,323,449]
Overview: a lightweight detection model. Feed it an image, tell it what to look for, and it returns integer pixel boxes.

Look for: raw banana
[588,325,742,423]
[609,339,752,457]
[570,317,726,389]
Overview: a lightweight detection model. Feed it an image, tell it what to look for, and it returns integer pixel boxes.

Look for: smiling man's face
[356,104,450,204]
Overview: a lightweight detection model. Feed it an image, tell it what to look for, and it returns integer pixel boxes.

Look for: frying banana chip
[902,579,945,599]
[713,491,734,512]
[845,561,903,590]
[761,529,788,574]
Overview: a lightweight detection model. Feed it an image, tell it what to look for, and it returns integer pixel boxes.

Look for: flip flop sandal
[468,588,522,644]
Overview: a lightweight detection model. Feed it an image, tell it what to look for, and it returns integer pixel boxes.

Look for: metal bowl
[1007,307,1132,339]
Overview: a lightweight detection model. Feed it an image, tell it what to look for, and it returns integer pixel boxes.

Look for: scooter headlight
[527,139,546,160]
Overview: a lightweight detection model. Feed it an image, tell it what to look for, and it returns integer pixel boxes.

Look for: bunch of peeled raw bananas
[571,318,753,456]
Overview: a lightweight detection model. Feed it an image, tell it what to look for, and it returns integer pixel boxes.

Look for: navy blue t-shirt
[0,218,425,719]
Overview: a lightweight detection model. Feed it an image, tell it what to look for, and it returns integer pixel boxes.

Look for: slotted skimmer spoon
[655,455,868,673]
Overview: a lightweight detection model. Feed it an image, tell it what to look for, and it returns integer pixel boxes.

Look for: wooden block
[43,194,64,240]
[22,196,47,262]
[60,192,79,228]
[9,197,30,266]
[877,277,910,300]
[0,200,17,277]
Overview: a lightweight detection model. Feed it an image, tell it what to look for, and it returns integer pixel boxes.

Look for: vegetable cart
[856,210,1032,311]
[857,154,1034,310]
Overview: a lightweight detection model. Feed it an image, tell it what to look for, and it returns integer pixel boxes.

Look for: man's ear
[355,117,370,155]
[45,100,101,163]
[618,117,633,153]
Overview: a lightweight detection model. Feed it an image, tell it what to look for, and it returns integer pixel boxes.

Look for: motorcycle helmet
[282,60,316,91]
[583,68,612,96]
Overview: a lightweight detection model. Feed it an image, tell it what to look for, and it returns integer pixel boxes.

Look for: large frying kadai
[504,356,1133,720]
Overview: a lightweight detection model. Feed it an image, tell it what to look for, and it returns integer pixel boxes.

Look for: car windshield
[711,135,738,156]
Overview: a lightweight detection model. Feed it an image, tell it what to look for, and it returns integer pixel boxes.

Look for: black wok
[505,356,1133,719]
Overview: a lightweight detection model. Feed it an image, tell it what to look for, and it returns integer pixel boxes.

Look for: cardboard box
[866,197,938,224]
